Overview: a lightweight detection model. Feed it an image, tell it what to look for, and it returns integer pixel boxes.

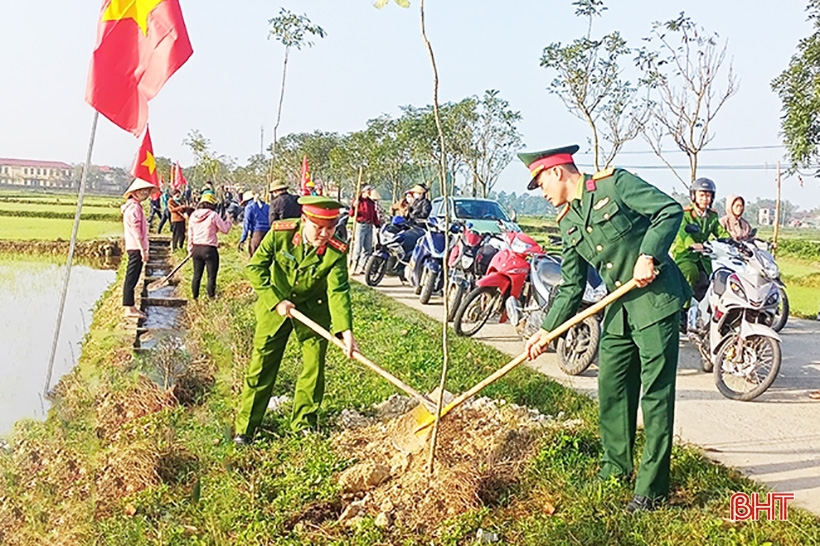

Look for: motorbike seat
[712,269,731,297]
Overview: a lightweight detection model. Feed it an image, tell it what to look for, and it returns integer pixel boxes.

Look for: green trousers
[234,318,328,436]
[597,311,679,499]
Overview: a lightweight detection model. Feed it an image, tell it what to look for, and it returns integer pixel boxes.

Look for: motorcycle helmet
[690,177,716,207]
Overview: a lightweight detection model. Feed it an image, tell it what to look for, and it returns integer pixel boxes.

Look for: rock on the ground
[338,463,391,493]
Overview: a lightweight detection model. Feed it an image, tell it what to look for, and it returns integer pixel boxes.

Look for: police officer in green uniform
[521,145,691,512]
[233,196,359,444]
[670,177,729,296]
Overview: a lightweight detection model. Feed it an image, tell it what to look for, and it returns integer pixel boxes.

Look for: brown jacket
[168,199,192,223]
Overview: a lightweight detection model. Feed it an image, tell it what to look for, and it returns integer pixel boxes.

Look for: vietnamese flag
[86,0,193,135]
[172,161,187,189]
[131,126,159,186]
[300,155,312,196]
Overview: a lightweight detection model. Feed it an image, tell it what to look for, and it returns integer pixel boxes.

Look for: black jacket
[407,197,431,224]
[269,192,303,222]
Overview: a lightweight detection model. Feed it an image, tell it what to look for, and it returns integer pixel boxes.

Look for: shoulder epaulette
[328,237,348,253]
[592,167,615,181]
[271,221,297,231]
[556,204,570,223]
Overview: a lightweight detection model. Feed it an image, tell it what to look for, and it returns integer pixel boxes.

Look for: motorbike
[453,231,542,337]
[444,222,504,321]
[407,216,457,304]
[505,254,607,375]
[749,237,789,332]
[364,216,424,287]
[686,238,782,401]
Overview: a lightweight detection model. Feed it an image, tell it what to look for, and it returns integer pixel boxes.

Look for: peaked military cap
[518,144,580,190]
[298,195,343,226]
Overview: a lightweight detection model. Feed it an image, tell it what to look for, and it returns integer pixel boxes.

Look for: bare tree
[636,13,738,187]
[267,9,326,182]
[540,0,646,171]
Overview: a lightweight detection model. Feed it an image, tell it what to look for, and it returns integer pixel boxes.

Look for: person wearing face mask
[406,183,432,225]
[233,196,359,444]
[719,194,754,242]
[121,179,155,320]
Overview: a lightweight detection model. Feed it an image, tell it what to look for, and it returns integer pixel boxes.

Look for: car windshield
[452,199,509,221]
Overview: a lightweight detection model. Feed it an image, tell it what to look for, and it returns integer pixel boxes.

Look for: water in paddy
[0,258,115,436]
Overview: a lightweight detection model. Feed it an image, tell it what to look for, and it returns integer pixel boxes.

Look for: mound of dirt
[329,395,581,534]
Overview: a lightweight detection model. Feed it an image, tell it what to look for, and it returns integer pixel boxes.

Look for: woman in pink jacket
[188,193,233,299]
[121,179,155,319]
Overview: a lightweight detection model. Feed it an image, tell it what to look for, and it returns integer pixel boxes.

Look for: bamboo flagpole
[348,167,364,269]
[43,110,100,402]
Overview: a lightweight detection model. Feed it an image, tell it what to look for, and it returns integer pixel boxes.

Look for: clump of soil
[95,374,177,443]
[329,395,581,534]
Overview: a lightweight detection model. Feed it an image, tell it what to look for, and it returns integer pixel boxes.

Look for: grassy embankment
[1,224,819,545]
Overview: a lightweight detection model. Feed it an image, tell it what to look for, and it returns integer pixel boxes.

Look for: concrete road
[365,274,820,517]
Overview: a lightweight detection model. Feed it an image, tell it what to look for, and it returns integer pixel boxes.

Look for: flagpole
[43,110,100,402]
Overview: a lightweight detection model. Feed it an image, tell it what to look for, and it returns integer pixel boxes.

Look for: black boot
[626,495,664,513]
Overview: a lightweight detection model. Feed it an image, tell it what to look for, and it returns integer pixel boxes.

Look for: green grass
[0,215,122,240]
[1,231,819,544]
[0,190,122,208]
[0,201,120,215]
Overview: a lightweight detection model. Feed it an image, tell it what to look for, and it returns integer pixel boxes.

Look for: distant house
[758,208,773,226]
[0,158,73,189]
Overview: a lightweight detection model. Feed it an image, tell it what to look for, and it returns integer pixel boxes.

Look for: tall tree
[464,89,523,198]
[540,0,645,171]
[636,13,738,187]
[771,0,820,171]
[267,9,326,182]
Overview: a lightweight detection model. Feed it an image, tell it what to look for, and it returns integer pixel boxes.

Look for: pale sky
[0,1,816,208]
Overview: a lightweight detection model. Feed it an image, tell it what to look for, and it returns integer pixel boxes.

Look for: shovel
[393,277,640,452]
[289,309,437,413]
[146,253,192,292]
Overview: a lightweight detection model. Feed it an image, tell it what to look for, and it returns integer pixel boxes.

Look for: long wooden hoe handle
[147,253,192,291]
[415,278,640,432]
[289,309,436,412]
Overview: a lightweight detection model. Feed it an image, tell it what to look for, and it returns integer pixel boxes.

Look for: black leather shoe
[233,434,252,447]
[626,495,663,513]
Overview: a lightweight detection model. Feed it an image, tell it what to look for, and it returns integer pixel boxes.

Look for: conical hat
[124,179,156,197]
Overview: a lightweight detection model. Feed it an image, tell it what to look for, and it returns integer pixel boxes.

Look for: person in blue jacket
[239,191,271,257]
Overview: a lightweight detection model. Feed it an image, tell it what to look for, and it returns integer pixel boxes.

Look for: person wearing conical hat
[268,180,302,223]
[121,179,155,320]
[233,195,359,444]
[520,145,690,513]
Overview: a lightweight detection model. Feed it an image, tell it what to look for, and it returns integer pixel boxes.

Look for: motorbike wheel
[364,255,387,287]
[419,268,437,305]
[771,285,789,333]
[556,316,600,375]
[714,334,781,401]
[446,282,465,322]
[454,286,501,337]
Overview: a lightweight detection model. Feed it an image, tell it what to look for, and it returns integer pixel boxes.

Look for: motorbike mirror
[509,208,518,222]
[684,223,701,234]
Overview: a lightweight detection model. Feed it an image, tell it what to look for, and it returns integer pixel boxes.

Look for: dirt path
[366,275,820,517]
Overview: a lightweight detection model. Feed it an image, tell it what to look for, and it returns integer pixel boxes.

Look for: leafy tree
[771,0,820,172]
[182,130,233,187]
[540,0,645,171]
[464,90,523,198]
[636,13,738,187]
[267,9,326,181]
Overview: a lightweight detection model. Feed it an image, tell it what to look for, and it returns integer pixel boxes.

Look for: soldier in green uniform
[670,177,730,296]
[233,196,359,445]
[521,145,691,512]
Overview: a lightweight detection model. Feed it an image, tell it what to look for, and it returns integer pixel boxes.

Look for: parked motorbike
[364,217,424,287]
[445,223,504,321]
[453,231,542,337]
[407,216,457,304]
[686,238,782,401]
[505,254,607,375]
[748,237,789,332]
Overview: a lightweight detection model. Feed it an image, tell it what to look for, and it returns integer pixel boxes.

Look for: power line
[576,144,785,155]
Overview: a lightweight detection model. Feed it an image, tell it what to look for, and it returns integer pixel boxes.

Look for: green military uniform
[670,206,729,289]
[234,214,352,436]
[521,149,691,501]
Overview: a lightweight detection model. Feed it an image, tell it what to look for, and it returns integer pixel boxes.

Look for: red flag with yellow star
[86,0,193,135]
[131,126,159,186]
[172,160,187,189]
